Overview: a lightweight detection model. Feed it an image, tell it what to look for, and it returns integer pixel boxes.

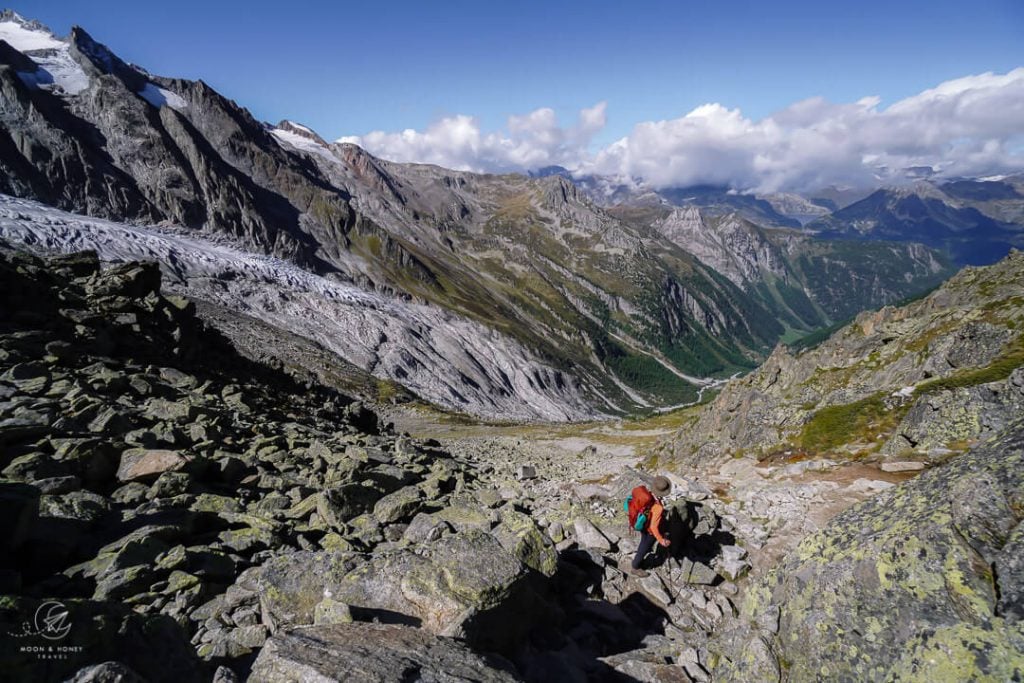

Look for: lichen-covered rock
[882,376,1024,457]
[573,517,612,551]
[313,596,352,625]
[235,551,359,633]
[248,623,519,682]
[491,508,558,576]
[884,619,1024,682]
[996,521,1024,621]
[372,485,424,524]
[715,419,1024,682]
[331,530,545,654]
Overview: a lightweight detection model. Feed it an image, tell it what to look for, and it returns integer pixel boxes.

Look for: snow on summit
[271,123,337,163]
[0,12,63,50]
[0,11,89,95]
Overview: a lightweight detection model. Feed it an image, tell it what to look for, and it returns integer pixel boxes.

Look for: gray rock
[516,465,537,480]
[111,482,150,505]
[32,475,82,495]
[66,661,146,683]
[332,530,545,654]
[248,623,519,682]
[677,558,718,585]
[573,518,612,552]
[716,545,750,581]
[880,461,926,472]
[93,564,158,600]
[149,471,192,499]
[116,449,190,483]
[211,666,239,683]
[372,485,424,524]
[637,573,673,608]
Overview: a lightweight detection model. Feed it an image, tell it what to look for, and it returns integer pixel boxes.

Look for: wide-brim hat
[651,476,671,497]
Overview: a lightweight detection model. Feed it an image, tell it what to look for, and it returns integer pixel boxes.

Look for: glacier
[0,195,598,422]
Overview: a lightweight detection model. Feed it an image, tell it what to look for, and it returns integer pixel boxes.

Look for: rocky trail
[377,403,935,678]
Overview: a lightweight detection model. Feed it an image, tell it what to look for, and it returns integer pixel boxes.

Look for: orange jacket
[648,500,667,544]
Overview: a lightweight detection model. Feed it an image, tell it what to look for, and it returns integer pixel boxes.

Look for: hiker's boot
[627,567,649,578]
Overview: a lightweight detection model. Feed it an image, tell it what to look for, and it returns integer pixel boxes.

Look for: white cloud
[337,102,607,174]
[339,68,1024,192]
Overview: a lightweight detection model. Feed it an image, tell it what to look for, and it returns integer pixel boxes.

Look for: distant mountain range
[535,164,1024,267]
[0,11,967,417]
[809,179,1024,265]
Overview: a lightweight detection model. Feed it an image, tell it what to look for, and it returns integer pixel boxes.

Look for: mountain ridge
[0,11,958,418]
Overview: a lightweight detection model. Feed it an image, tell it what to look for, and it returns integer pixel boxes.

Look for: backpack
[624,485,655,532]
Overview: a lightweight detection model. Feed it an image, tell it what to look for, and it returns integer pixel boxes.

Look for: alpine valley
[0,10,975,421]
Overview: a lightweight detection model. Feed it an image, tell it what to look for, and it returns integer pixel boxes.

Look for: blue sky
[13,0,1024,143]
[11,1,1024,189]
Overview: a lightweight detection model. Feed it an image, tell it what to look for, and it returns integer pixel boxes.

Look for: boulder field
[2,245,1022,681]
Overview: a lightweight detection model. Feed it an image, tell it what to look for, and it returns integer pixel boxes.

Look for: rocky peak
[69,25,146,90]
[657,205,706,242]
[538,173,585,208]
[655,207,786,288]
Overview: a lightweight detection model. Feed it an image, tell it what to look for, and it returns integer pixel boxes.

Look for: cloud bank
[339,68,1024,192]
[337,102,607,174]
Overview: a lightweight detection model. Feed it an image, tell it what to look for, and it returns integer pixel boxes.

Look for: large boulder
[235,551,360,633]
[332,530,547,654]
[882,373,1024,458]
[491,508,558,576]
[248,623,518,682]
[713,419,1024,681]
[116,449,190,483]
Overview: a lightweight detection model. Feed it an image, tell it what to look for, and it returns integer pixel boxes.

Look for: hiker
[625,475,671,577]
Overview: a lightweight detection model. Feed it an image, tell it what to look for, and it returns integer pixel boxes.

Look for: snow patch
[138,83,187,110]
[271,128,337,163]
[26,50,89,95]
